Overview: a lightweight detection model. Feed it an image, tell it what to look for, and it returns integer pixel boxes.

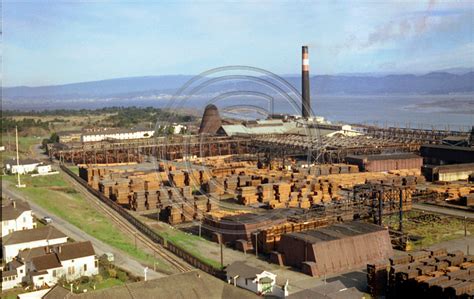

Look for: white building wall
[2,273,22,290]
[1,264,26,291]
[2,211,36,237]
[9,164,40,174]
[37,165,52,174]
[227,271,277,296]
[60,255,99,281]
[3,237,68,262]
[82,130,154,142]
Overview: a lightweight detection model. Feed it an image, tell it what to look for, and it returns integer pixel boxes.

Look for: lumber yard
[42,46,473,298]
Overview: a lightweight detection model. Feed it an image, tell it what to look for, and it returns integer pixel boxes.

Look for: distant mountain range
[3,70,474,103]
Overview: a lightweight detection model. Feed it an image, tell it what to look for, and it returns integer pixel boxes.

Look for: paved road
[413,203,474,220]
[2,180,165,280]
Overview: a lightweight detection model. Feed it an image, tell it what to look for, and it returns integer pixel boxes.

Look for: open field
[1,135,45,161]
[2,174,171,273]
[384,210,474,250]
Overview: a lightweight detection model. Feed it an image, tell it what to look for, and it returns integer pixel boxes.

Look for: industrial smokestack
[301,46,311,118]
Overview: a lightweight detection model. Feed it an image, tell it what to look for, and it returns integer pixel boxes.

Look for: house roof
[57,241,95,261]
[226,261,264,279]
[8,259,24,270]
[286,222,385,244]
[32,254,62,271]
[2,270,17,277]
[1,200,31,221]
[287,281,363,299]
[18,243,66,262]
[45,269,259,299]
[30,270,49,277]
[3,226,67,246]
[43,285,72,299]
[3,158,41,166]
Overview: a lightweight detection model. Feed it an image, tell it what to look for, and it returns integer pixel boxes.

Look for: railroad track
[60,169,193,273]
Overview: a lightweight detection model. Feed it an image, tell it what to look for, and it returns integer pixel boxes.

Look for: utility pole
[220,235,224,269]
[254,231,259,258]
[15,126,25,188]
[464,216,467,237]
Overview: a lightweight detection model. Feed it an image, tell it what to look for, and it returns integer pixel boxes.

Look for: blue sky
[3,0,473,86]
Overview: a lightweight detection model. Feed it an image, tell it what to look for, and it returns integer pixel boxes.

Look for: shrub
[107,269,117,278]
[117,270,128,282]
[79,276,90,284]
[93,274,103,284]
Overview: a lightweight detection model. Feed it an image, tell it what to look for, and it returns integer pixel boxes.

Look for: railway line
[60,168,193,273]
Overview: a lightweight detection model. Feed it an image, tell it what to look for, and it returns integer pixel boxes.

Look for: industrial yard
[2,0,474,298]
[1,45,471,299]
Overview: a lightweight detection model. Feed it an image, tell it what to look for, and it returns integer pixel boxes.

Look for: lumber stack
[237,186,259,205]
[169,171,185,187]
[368,249,474,298]
[258,184,275,203]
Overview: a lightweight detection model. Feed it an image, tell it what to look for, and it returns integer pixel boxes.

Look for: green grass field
[384,211,474,250]
[2,174,171,273]
[1,135,44,161]
[139,217,222,269]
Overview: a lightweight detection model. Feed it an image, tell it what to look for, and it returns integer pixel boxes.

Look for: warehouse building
[277,222,392,276]
[420,144,474,165]
[345,153,422,172]
[422,163,474,182]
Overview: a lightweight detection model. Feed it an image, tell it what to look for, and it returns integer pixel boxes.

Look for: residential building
[27,241,98,288]
[37,164,53,175]
[2,200,36,237]
[2,260,26,290]
[4,158,42,175]
[2,226,68,262]
[226,261,286,297]
[81,128,155,142]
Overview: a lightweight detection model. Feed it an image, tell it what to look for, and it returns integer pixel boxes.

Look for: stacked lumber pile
[169,171,185,187]
[111,179,131,205]
[368,249,474,298]
[237,186,259,205]
[367,260,388,297]
[157,188,171,209]
[131,191,147,211]
[425,182,474,201]
[258,184,275,203]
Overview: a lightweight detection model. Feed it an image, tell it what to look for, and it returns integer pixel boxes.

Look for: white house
[26,241,98,288]
[81,128,155,142]
[2,226,68,262]
[1,260,26,290]
[226,261,287,297]
[2,200,37,237]
[4,158,42,175]
[172,124,187,134]
[37,164,53,175]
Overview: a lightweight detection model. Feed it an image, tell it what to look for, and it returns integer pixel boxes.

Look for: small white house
[172,124,187,134]
[226,261,287,297]
[26,241,98,288]
[37,164,52,175]
[2,226,68,262]
[2,200,37,237]
[4,158,42,175]
[1,260,26,290]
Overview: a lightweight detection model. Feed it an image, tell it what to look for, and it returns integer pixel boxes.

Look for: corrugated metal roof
[221,122,296,136]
